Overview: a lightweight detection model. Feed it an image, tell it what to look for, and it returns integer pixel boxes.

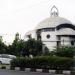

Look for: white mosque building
[25,6,75,51]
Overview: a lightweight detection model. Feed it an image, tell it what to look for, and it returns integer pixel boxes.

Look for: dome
[35,17,72,29]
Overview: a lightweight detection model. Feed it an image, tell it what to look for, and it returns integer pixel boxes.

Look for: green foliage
[7,33,29,56]
[11,56,73,70]
[54,46,75,58]
[25,38,42,56]
[7,33,43,56]
[1,66,6,69]
[0,36,8,54]
[7,39,25,56]
[10,57,29,68]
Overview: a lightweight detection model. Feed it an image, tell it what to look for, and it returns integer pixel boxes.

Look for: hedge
[10,56,73,70]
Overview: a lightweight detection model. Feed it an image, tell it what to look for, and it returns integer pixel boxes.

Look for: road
[0,69,63,75]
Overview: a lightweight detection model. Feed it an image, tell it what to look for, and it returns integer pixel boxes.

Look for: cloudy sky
[0,0,75,44]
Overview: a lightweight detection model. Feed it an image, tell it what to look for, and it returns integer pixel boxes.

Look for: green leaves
[54,46,75,58]
[24,38,42,56]
[0,36,7,54]
[11,56,73,70]
[8,34,43,56]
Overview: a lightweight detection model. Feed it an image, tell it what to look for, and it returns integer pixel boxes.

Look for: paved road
[0,69,63,75]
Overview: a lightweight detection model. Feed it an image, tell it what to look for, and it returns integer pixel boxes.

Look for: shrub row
[10,56,73,70]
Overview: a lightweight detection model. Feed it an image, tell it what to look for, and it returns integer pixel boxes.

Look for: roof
[35,17,72,29]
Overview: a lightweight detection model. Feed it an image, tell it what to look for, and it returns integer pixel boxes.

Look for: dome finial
[50,5,59,17]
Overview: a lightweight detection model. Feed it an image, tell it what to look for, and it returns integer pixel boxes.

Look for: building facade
[25,6,75,51]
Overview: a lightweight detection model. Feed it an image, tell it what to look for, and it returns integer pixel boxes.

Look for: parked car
[0,54,16,64]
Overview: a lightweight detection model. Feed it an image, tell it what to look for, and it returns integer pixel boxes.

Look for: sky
[0,0,75,44]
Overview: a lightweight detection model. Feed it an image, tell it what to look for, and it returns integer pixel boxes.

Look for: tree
[22,38,43,56]
[0,36,7,54]
[7,33,43,56]
[7,33,22,56]
[8,33,30,56]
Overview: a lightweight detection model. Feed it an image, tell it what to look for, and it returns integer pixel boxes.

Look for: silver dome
[36,17,72,29]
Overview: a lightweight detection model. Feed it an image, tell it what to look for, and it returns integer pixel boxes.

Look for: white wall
[57,28,75,46]
[25,27,75,51]
[24,30,37,40]
[43,42,56,51]
[57,28,75,35]
[41,31,57,51]
[60,37,70,46]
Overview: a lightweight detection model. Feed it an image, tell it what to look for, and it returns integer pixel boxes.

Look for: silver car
[0,54,16,64]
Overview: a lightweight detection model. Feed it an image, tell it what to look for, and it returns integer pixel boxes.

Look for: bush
[54,46,75,58]
[10,57,29,68]
[10,56,73,70]
[1,66,6,69]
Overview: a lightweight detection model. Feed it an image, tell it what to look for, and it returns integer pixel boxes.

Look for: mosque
[25,6,75,51]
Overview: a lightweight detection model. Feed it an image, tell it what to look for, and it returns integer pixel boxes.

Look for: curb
[0,66,71,75]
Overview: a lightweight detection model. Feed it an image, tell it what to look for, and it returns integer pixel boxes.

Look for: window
[71,41,74,46]
[46,34,50,39]
[42,28,55,32]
